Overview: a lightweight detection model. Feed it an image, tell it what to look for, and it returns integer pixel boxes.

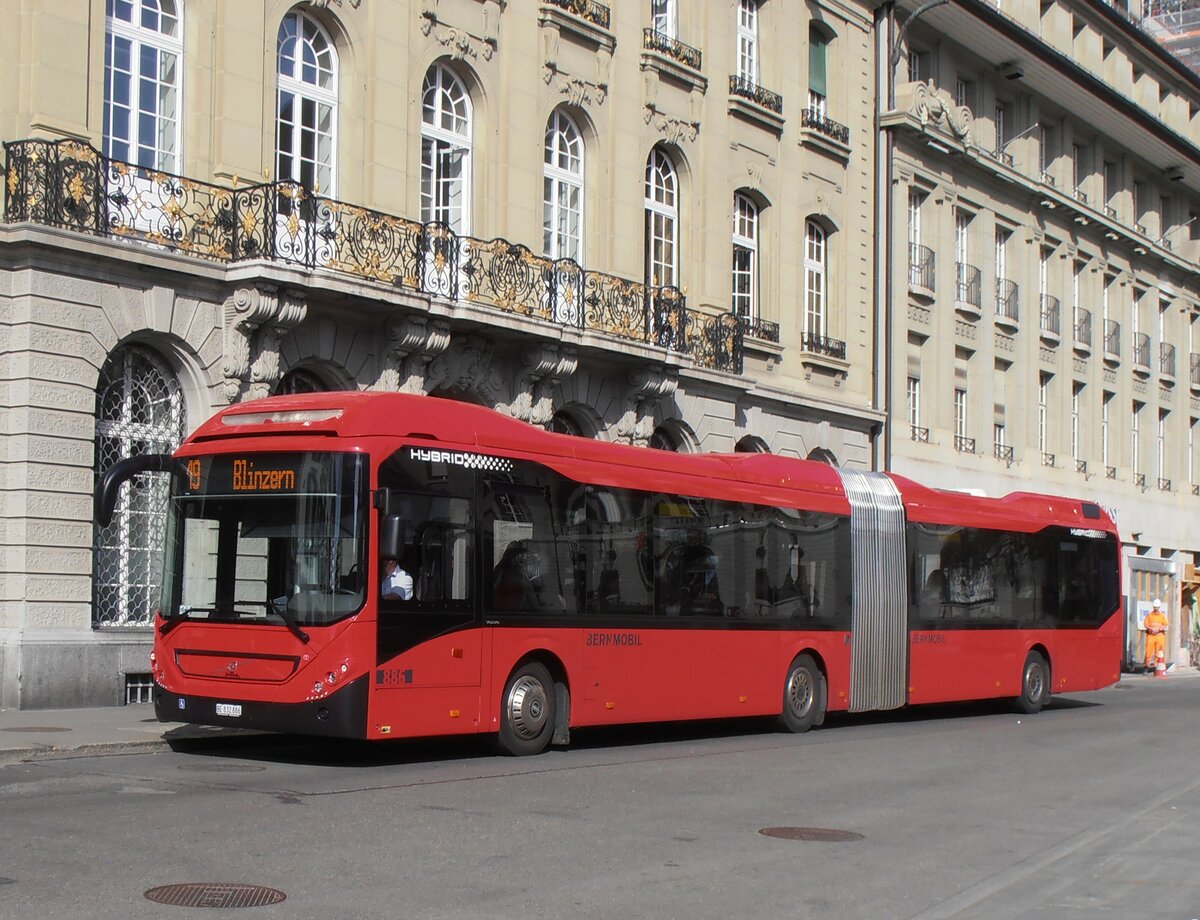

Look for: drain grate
[144,884,286,909]
[0,726,71,733]
[759,826,864,842]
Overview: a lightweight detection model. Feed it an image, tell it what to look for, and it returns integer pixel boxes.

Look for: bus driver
[382,557,413,600]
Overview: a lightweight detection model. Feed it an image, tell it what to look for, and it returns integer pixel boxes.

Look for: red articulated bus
[97,392,1123,755]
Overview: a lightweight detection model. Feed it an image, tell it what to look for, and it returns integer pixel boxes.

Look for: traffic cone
[1155,647,1168,679]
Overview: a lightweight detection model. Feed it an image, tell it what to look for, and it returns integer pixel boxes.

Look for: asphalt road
[1,675,1198,920]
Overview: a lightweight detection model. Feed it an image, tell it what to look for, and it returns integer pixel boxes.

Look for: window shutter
[809,35,828,97]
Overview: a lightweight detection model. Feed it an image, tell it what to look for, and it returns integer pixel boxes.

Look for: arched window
[276,9,338,195]
[644,149,679,290]
[104,0,182,171]
[549,411,584,437]
[804,220,827,340]
[92,344,185,627]
[735,435,769,453]
[543,110,584,262]
[732,193,758,319]
[275,367,329,395]
[649,426,681,451]
[421,64,473,234]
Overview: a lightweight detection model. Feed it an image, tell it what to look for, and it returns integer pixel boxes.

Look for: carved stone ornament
[422,8,496,60]
[501,344,579,426]
[375,314,452,394]
[646,112,700,145]
[221,285,308,403]
[905,81,973,144]
[424,334,503,402]
[616,366,677,445]
[307,0,362,8]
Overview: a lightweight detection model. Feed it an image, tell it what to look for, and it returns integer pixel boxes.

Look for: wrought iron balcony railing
[545,0,611,29]
[955,435,976,454]
[728,75,783,114]
[1135,472,1147,489]
[1159,478,1172,492]
[1104,205,1117,219]
[1075,459,1087,474]
[642,28,701,70]
[1161,341,1176,378]
[3,138,744,373]
[1073,187,1088,204]
[1191,352,1200,387]
[1073,307,1092,349]
[909,243,934,290]
[1040,170,1057,187]
[987,147,1014,167]
[1040,294,1061,337]
[1193,484,1199,497]
[1133,332,1151,369]
[1104,319,1121,359]
[737,314,780,343]
[801,109,850,144]
[1106,466,1117,480]
[955,262,981,309]
[800,333,847,360]
[994,444,1014,466]
[995,279,1019,323]
[911,425,930,443]
[1042,452,1056,467]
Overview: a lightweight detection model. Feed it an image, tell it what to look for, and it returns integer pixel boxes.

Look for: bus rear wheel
[498,662,555,756]
[1016,651,1050,714]
[779,654,825,733]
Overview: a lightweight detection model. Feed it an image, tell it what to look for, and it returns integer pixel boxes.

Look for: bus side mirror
[95,455,186,527]
[380,514,405,561]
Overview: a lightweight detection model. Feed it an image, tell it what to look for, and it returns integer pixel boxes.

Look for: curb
[0,739,172,766]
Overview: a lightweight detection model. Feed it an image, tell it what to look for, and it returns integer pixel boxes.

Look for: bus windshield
[160,452,369,628]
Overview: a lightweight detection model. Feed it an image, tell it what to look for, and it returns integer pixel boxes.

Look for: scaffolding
[1142,0,1200,76]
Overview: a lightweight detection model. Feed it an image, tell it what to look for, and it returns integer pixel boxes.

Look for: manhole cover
[0,726,71,733]
[759,826,864,842]
[144,883,286,909]
[177,764,266,773]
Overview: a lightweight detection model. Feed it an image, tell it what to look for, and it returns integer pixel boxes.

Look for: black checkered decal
[407,447,514,472]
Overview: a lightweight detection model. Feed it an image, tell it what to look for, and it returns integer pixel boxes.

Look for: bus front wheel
[779,654,825,733]
[1016,651,1050,714]
[498,662,556,756]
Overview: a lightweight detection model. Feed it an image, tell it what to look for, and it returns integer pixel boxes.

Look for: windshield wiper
[267,597,311,644]
[159,606,214,637]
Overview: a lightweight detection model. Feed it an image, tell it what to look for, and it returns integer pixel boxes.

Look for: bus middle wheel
[498,662,556,756]
[1016,651,1050,714]
[779,653,825,734]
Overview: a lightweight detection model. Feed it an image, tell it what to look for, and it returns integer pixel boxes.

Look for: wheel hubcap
[787,669,813,718]
[506,675,549,740]
[1026,663,1044,701]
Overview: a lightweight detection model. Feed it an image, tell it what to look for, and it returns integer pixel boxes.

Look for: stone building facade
[882,0,1200,667]
[0,0,881,707]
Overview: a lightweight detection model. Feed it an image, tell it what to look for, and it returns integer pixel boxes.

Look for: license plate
[215,703,242,718]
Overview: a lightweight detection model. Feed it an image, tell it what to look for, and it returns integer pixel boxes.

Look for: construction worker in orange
[1143,598,1170,674]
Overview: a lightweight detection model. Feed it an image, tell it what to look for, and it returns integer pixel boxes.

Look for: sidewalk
[0,704,258,766]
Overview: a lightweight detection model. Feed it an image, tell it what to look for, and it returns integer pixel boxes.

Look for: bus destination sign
[183,455,304,494]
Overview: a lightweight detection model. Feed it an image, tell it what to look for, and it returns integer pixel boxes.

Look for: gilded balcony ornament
[67,174,87,205]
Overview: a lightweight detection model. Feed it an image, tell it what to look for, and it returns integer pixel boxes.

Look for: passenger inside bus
[493,540,545,610]
[678,542,724,616]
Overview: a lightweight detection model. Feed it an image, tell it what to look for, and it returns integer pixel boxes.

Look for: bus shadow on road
[162,695,1102,768]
